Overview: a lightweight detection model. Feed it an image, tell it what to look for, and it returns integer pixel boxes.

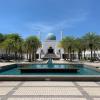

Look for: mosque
[37,33,64,60]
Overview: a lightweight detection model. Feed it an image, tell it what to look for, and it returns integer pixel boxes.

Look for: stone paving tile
[13,87,82,96]
[0,87,14,95]
[76,82,99,86]
[0,82,20,86]
[7,98,87,100]
[0,81,100,100]
[22,81,75,86]
[97,82,100,84]
[83,87,100,96]
[0,63,15,67]
[93,98,100,100]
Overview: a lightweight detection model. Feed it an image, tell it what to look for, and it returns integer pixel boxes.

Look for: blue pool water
[0,64,100,75]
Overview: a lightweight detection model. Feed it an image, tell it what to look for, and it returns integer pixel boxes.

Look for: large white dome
[46,33,56,40]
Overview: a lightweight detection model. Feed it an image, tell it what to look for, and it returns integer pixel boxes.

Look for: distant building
[37,33,63,59]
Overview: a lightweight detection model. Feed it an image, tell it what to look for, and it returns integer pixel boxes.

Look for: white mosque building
[37,33,64,60]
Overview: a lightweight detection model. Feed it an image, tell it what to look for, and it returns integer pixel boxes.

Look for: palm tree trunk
[29,51,31,62]
[20,51,23,60]
[80,51,82,60]
[72,50,74,60]
[8,47,10,55]
[84,49,86,60]
[6,49,8,55]
[89,43,93,62]
[90,46,93,62]
[78,49,81,60]
[20,48,23,60]
[69,47,72,62]
[94,49,96,59]
[32,50,34,61]
[26,50,28,60]
[78,51,80,60]
[34,49,37,61]
[67,48,69,60]
[15,51,18,60]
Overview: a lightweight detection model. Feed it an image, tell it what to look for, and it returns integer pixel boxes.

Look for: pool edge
[0,75,100,81]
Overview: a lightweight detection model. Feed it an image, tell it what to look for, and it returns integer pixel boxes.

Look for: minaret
[38,31,41,40]
[61,31,63,40]
[60,31,64,61]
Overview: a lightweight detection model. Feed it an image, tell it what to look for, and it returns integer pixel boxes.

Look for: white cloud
[27,12,88,33]
[31,23,53,33]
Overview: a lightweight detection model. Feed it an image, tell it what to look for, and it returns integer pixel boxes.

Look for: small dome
[46,33,56,40]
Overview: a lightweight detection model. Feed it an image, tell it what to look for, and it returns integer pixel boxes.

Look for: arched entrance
[48,47,54,54]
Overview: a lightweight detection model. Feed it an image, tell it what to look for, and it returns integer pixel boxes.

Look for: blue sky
[0,0,100,41]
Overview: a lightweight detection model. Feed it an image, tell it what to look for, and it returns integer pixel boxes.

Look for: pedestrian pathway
[0,81,99,100]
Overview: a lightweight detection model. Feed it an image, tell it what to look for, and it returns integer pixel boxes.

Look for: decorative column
[60,31,64,61]
[37,31,43,61]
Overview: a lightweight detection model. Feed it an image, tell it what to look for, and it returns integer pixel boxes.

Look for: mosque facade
[37,33,63,59]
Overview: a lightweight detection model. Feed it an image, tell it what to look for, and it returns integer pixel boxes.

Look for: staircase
[43,53,60,59]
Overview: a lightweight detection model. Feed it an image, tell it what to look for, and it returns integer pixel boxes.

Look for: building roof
[46,33,56,40]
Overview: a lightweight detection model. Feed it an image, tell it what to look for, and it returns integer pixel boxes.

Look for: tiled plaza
[0,81,99,100]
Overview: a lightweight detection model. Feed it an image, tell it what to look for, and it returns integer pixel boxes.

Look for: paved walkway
[0,60,48,67]
[0,81,100,100]
[0,63,15,67]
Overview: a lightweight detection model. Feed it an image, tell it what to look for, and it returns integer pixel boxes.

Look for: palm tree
[1,33,23,60]
[25,36,41,62]
[23,41,29,60]
[75,38,83,60]
[0,33,5,55]
[83,32,99,62]
[81,38,87,60]
[2,38,14,55]
[17,39,24,60]
[0,33,5,42]
[60,36,75,61]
